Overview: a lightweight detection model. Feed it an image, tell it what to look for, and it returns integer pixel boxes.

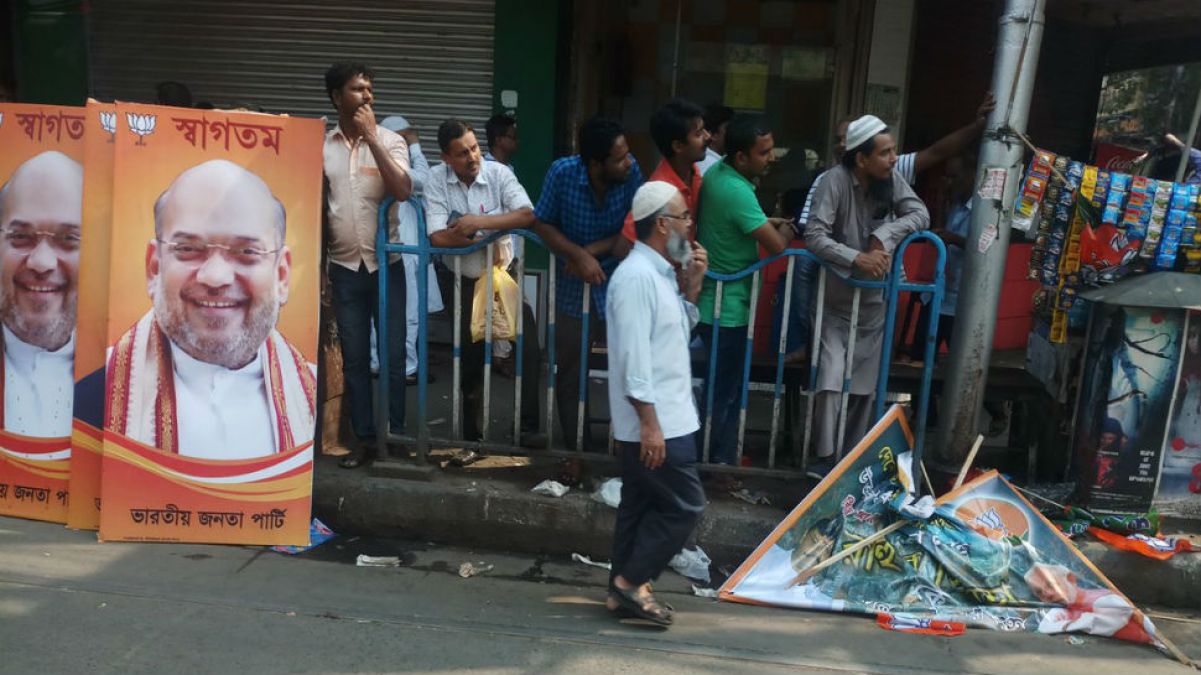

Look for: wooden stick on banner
[1012,484,1067,511]
[954,435,986,491]
[789,520,908,587]
[791,436,982,588]
[1151,628,1195,668]
[920,461,936,496]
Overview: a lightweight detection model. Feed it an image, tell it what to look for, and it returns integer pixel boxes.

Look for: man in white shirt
[379,115,444,383]
[322,62,411,469]
[106,160,316,460]
[424,119,544,452]
[0,151,82,438]
[604,181,709,626]
[695,104,733,176]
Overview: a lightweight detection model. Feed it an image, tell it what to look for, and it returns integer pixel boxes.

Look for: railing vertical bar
[452,255,463,439]
[801,264,826,468]
[768,255,796,469]
[835,287,862,461]
[374,200,391,461]
[575,283,591,453]
[735,270,761,466]
[482,243,494,441]
[702,280,724,465]
[546,259,557,451]
[413,198,430,461]
[513,236,526,443]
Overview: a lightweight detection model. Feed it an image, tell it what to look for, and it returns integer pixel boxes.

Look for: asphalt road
[1,517,1197,674]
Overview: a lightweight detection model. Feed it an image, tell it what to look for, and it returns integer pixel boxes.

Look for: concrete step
[313,455,1201,610]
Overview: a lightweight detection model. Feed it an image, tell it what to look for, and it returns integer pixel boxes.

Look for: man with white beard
[106,160,316,460]
[0,151,82,438]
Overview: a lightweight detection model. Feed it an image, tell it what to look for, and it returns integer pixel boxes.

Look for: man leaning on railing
[803,114,930,478]
[424,119,546,462]
[531,116,644,452]
[694,114,794,480]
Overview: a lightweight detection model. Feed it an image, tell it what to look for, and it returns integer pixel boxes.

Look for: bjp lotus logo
[126,112,156,145]
[953,497,1031,541]
[100,111,117,142]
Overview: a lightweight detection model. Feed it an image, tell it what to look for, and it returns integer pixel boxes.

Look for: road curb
[313,461,1201,609]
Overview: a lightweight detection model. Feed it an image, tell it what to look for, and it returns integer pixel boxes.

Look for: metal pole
[935,0,1046,466]
[1174,82,1201,183]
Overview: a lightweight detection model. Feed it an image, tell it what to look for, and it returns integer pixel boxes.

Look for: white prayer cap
[379,115,411,132]
[631,181,681,221]
[844,114,888,154]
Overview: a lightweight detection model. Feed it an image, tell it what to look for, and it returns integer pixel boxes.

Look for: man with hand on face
[322,62,412,469]
[605,181,708,627]
[614,98,709,258]
[533,115,643,450]
[106,160,316,460]
[804,115,929,476]
[424,119,545,456]
[0,151,83,438]
[695,114,795,473]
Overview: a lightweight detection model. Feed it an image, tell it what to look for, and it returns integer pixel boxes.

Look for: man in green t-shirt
[695,114,794,469]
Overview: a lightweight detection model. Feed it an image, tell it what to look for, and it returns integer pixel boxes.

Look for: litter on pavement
[458,561,494,578]
[355,554,401,567]
[571,553,612,571]
[531,480,570,498]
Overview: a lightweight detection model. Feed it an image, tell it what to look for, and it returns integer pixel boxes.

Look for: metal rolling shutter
[86,0,495,139]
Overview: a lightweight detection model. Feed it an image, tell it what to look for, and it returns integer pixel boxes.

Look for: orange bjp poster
[97,103,324,544]
[0,104,86,523]
[67,101,116,530]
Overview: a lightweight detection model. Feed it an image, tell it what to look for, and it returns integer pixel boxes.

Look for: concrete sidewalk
[313,455,1201,611]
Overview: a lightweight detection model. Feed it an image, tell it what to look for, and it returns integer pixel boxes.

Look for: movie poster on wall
[66,100,116,530]
[0,104,86,523]
[97,103,323,544]
[1073,305,1185,513]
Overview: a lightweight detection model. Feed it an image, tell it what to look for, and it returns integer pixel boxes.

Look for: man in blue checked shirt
[533,116,643,450]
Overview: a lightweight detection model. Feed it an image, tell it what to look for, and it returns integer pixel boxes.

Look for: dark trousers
[698,323,749,465]
[906,301,955,361]
[457,272,542,440]
[331,261,406,440]
[555,313,604,450]
[784,254,821,354]
[611,435,706,586]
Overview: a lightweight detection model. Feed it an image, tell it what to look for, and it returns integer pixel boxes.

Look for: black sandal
[610,584,673,626]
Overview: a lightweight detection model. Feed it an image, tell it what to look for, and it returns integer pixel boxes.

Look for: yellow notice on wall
[724,46,769,110]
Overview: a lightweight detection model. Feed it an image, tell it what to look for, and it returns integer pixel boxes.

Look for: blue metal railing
[372,196,946,483]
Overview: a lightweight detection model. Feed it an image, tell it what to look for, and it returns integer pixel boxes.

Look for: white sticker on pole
[978,167,1008,201]
[978,221,999,253]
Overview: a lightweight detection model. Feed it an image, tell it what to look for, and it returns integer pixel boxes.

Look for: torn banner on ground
[719,405,1167,653]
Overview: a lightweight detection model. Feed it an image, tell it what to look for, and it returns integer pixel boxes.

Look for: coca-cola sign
[1093,142,1146,173]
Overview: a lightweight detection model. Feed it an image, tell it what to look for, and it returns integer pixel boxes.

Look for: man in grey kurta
[804,115,930,475]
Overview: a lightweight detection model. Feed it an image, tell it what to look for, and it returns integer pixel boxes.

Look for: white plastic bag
[669,545,712,583]
[591,478,622,508]
[531,480,570,498]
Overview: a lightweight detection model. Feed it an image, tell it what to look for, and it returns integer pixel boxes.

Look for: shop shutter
[86,0,495,139]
